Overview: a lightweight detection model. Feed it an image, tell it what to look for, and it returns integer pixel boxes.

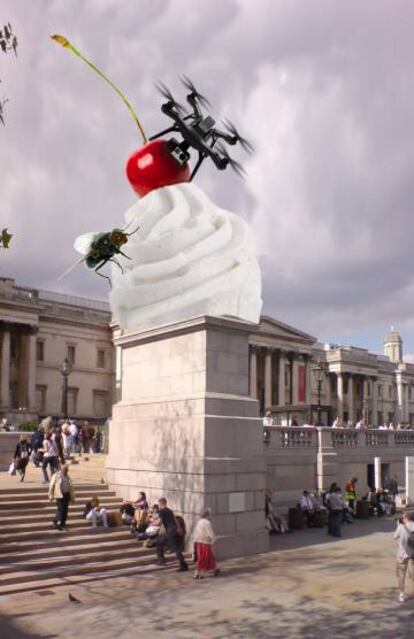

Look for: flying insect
[150,76,253,180]
[59,224,139,286]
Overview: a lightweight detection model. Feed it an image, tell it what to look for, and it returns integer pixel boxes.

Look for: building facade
[249,319,414,427]
[2,276,414,429]
[0,278,114,424]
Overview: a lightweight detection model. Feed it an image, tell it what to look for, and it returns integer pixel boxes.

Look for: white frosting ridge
[109,182,262,328]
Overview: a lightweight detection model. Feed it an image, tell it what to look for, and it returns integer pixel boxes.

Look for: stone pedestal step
[0,528,134,553]
[0,482,110,496]
[0,523,135,543]
[0,536,140,561]
[0,560,178,596]
[0,501,121,522]
[0,543,153,574]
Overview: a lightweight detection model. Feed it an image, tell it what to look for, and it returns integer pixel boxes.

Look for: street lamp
[313,360,326,426]
[60,358,72,419]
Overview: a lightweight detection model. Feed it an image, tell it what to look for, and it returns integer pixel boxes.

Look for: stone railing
[264,426,414,452]
[331,430,359,448]
[263,426,318,449]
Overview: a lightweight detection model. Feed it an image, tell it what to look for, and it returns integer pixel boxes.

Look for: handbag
[8,461,16,476]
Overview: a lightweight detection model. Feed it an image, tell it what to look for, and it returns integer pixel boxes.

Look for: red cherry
[126,139,190,197]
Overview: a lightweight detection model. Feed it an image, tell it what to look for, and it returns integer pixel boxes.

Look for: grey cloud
[1,0,414,350]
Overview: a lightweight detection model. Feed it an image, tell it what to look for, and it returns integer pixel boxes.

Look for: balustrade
[331,430,359,448]
[365,431,389,447]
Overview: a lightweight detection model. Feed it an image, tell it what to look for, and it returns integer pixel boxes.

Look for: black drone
[150,76,253,180]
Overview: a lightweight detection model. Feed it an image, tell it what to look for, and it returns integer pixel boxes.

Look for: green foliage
[17,422,38,432]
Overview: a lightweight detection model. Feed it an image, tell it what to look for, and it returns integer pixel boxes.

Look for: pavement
[1,517,414,639]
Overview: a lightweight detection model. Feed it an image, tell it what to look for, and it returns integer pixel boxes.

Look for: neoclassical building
[249,320,414,427]
[0,277,113,424]
[2,276,413,427]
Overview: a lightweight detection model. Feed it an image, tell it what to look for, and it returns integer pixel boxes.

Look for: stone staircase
[0,455,179,595]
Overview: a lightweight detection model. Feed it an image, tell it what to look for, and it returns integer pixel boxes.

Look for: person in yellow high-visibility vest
[344,477,358,513]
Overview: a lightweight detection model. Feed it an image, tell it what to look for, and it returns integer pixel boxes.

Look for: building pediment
[254,315,317,348]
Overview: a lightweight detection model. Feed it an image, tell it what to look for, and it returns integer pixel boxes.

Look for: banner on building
[298,364,306,402]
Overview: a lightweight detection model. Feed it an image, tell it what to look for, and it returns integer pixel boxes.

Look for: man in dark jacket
[155,497,188,572]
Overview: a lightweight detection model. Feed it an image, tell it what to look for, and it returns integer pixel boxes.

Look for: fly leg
[94,262,112,287]
[110,257,125,273]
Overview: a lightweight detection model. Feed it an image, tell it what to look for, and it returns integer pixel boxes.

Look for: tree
[0,22,18,125]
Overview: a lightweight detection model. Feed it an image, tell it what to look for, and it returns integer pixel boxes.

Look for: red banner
[298,364,306,403]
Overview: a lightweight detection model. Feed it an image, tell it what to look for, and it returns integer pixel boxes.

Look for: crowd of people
[262,410,413,430]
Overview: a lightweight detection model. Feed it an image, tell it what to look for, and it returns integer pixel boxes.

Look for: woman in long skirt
[193,508,220,580]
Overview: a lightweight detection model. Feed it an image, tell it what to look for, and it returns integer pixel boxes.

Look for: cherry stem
[51,35,148,145]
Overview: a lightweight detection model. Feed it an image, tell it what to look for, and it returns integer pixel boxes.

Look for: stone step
[0,517,99,534]
[0,528,134,553]
[0,543,152,574]
[0,553,177,589]
[0,536,140,561]
[0,488,115,503]
[0,503,121,525]
[0,482,109,496]
[0,523,133,543]
[0,494,117,510]
[0,560,178,596]
[0,498,121,516]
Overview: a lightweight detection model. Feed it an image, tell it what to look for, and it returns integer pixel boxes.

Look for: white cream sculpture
[109,182,262,329]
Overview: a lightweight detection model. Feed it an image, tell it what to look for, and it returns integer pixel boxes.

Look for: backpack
[403,525,414,557]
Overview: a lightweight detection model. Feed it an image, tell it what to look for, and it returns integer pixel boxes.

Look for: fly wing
[73,232,97,255]
[58,256,86,281]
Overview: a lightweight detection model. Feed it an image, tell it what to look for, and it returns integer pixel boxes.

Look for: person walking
[155,497,188,572]
[394,511,414,603]
[327,486,345,538]
[48,464,75,531]
[193,508,220,580]
[40,432,59,484]
[344,477,358,513]
[14,435,32,482]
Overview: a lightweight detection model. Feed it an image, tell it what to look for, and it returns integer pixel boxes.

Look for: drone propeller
[223,119,254,154]
[155,81,185,113]
[181,75,211,108]
[216,144,245,177]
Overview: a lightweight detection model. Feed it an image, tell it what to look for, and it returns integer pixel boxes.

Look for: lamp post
[60,358,72,419]
[313,360,326,426]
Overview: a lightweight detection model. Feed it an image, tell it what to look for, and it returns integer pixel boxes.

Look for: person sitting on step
[84,496,108,528]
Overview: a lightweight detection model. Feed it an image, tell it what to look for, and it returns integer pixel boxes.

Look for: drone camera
[199,115,215,135]
[167,138,190,165]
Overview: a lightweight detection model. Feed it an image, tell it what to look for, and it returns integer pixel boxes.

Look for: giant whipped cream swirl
[110,183,262,329]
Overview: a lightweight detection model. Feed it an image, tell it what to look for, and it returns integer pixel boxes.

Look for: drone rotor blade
[216,144,245,177]
[224,119,254,153]
[58,256,86,281]
[181,75,211,108]
[155,81,185,113]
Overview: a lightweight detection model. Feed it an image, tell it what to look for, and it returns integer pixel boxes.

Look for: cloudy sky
[1,0,414,356]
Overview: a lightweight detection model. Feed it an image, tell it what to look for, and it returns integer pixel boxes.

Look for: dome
[384,326,402,344]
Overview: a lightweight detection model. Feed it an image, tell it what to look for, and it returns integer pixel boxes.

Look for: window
[93,390,109,417]
[67,387,78,416]
[35,385,47,413]
[67,345,76,365]
[97,349,106,368]
[377,385,382,398]
[409,386,412,401]
[389,385,393,399]
[36,340,44,362]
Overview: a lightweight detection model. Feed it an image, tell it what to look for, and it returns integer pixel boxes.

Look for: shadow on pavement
[0,612,57,639]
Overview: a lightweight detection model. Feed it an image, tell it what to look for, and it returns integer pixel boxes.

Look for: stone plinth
[106,315,269,559]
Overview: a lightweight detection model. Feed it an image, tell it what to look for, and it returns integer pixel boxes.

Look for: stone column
[291,355,299,405]
[371,377,378,427]
[305,357,312,405]
[264,349,272,410]
[406,456,414,505]
[27,330,37,411]
[374,456,382,490]
[347,374,354,423]
[397,376,404,423]
[317,428,339,492]
[249,346,258,399]
[0,330,10,408]
[337,373,344,419]
[106,316,268,560]
[278,351,285,407]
